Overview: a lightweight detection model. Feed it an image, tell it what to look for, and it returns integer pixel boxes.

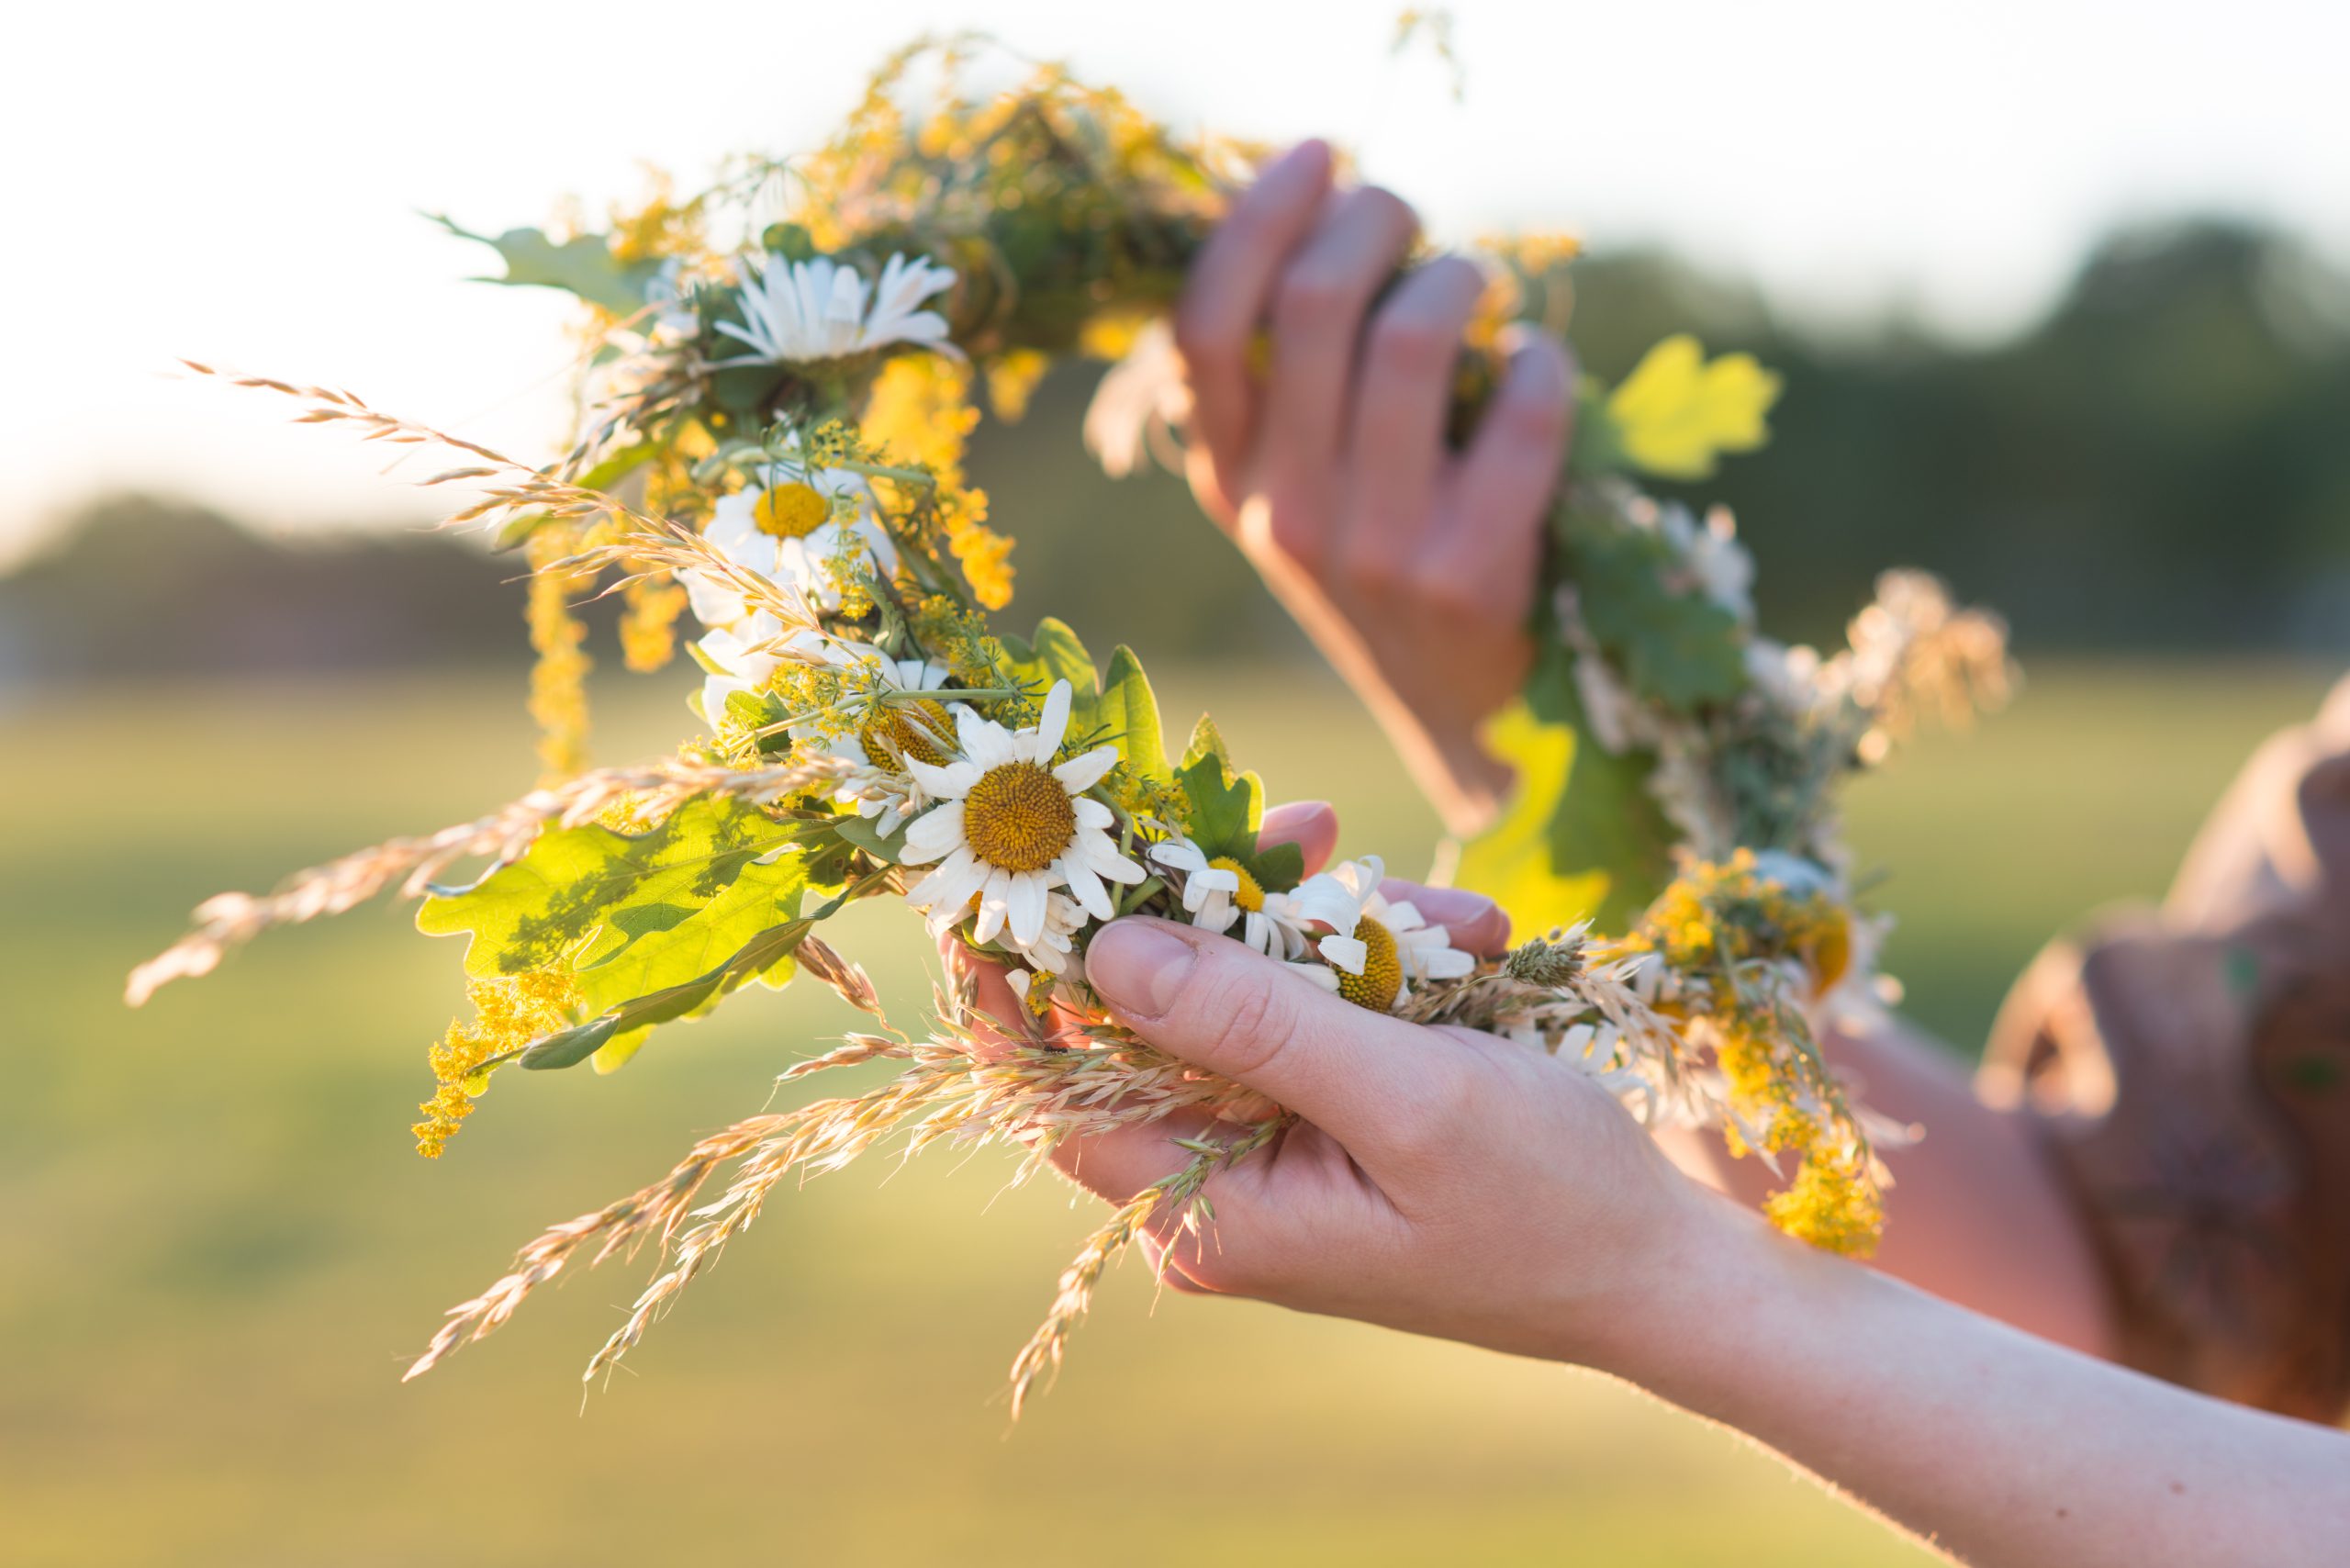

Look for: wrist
[1379,707,1514,839]
[1570,1187,1799,1387]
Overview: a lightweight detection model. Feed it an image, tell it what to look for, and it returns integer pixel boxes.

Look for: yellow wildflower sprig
[414,972,582,1158]
[1634,849,1886,1255]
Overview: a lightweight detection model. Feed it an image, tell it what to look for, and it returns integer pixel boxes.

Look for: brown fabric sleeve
[1981,676,2350,1423]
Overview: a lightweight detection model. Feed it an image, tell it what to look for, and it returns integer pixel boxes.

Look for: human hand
[948,801,1713,1371]
[1174,140,1576,836]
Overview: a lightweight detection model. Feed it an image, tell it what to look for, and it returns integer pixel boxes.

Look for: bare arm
[1624,1203,2350,1568]
[1173,145,2119,1355]
[1660,1013,2116,1358]
[1053,912,2350,1567]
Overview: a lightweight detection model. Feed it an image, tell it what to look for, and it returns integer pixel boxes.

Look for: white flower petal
[973,867,1013,944]
[1149,841,1206,874]
[1416,947,1476,980]
[1318,935,1369,975]
[907,758,979,799]
[1007,872,1048,947]
[899,800,966,863]
[1076,830,1147,883]
[906,846,984,913]
[1052,745,1118,793]
[1060,856,1113,920]
[1035,681,1072,757]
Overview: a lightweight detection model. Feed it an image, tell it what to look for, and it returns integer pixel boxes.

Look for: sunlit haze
[6,0,2344,561]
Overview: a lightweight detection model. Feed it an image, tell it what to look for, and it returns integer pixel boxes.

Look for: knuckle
[1359,185,1419,236]
[1341,543,1407,601]
[1415,568,1489,623]
[1192,969,1293,1081]
[1272,266,1349,335]
[1497,384,1570,448]
[1170,303,1236,373]
[1366,312,1456,380]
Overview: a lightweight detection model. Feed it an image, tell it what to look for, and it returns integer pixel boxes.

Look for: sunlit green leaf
[1098,645,1170,781]
[427,214,662,318]
[1454,649,1675,932]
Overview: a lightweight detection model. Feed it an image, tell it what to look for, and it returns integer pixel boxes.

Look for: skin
[1174,140,1569,837]
[1178,138,2118,1360]
[958,812,2348,1567]
[949,145,2350,1561]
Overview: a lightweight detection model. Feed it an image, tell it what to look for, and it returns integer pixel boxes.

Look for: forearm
[1601,1204,2350,1568]
[1661,1013,2114,1357]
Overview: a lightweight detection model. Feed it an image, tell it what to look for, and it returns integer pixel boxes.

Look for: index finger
[1085,917,1461,1178]
[1174,140,1335,484]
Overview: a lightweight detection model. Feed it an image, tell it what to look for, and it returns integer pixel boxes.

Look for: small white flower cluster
[1148,846,1474,1013]
[715,252,958,367]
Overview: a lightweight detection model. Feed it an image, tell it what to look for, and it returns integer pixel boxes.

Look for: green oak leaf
[1553,507,1748,712]
[1176,753,1258,863]
[568,851,812,1072]
[1453,647,1676,933]
[512,879,869,1072]
[1181,713,1233,772]
[1246,838,1306,893]
[418,798,818,1070]
[419,797,800,978]
[996,617,1102,738]
[427,215,662,318]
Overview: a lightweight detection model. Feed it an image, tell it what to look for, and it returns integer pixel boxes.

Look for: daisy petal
[973,868,1013,945]
[1052,745,1118,793]
[1008,872,1047,947]
[1035,681,1072,757]
[900,801,966,863]
[1318,935,1369,975]
[1060,856,1113,920]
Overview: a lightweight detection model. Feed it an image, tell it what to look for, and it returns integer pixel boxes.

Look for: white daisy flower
[1282,855,1476,1012]
[693,612,833,730]
[794,651,963,835]
[1146,838,1244,934]
[714,252,957,367]
[685,472,900,627]
[1145,838,1317,959]
[899,681,1147,948]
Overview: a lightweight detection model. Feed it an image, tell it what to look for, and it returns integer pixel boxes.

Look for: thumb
[1084,916,1451,1171]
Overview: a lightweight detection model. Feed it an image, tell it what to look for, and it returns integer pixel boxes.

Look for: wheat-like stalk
[1007,1114,1286,1417]
[175,361,822,636]
[400,1027,1271,1395]
[125,754,850,1005]
[402,1112,796,1382]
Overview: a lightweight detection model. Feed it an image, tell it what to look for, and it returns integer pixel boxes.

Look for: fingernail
[1085,920,1198,1019]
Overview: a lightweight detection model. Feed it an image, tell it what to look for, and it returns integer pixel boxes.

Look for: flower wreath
[129,42,2011,1412]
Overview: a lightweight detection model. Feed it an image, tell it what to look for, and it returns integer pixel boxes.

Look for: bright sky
[5,0,2344,564]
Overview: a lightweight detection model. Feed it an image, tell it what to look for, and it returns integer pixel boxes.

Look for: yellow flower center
[961,761,1076,873]
[1208,856,1264,913]
[754,482,831,539]
[858,697,955,768]
[1336,915,1403,1012]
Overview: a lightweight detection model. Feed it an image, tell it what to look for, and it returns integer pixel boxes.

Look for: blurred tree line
[6,215,2344,687]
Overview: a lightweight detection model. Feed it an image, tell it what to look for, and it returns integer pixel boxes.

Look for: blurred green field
[1,660,2333,1567]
